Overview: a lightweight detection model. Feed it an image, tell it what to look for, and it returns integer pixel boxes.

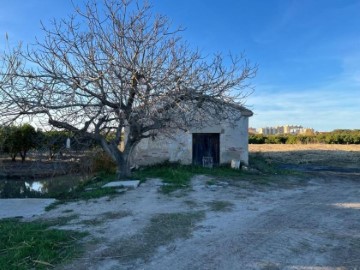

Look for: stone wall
[129,116,250,167]
[220,116,249,165]
[130,130,192,166]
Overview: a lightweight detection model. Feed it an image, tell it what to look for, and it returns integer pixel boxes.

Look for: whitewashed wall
[129,116,250,166]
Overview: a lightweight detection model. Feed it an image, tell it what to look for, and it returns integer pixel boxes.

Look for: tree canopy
[0,124,37,162]
[0,0,256,177]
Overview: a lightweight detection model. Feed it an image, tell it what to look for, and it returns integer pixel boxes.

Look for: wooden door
[192,133,220,166]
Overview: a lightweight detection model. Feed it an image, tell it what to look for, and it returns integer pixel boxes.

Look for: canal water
[0,175,84,198]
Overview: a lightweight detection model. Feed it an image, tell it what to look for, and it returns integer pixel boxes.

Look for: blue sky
[1,0,359,131]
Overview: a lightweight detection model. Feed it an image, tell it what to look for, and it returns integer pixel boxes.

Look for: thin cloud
[248,88,360,131]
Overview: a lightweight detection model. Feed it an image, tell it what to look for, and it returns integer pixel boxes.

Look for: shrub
[249,134,265,144]
[80,148,116,175]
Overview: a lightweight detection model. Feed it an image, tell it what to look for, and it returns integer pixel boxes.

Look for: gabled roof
[229,103,253,117]
[211,98,253,117]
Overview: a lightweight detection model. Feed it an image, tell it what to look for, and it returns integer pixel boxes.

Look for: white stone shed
[129,105,253,167]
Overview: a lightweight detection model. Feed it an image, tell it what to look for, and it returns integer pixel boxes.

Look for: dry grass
[249,144,360,153]
[99,211,205,262]
[249,144,360,167]
[206,200,235,212]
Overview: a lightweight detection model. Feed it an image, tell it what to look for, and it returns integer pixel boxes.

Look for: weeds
[45,173,119,211]
[133,162,193,193]
[0,219,87,270]
[62,209,74,213]
[248,153,283,174]
[100,211,205,262]
[45,200,64,211]
[206,179,217,185]
[184,200,199,208]
[132,156,287,193]
[45,153,291,207]
[45,214,80,227]
[79,211,131,226]
[207,200,235,212]
[133,161,243,193]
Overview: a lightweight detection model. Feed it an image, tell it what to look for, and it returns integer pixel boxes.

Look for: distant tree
[249,134,265,144]
[285,135,298,144]
[0,125,18,161]
[250,130,360,145]
[17,124,37,162]
[0,0,256,178]
[36,129,97,159]
[0,124,37,162]
[275,135,287,144]
[37,130,70,159]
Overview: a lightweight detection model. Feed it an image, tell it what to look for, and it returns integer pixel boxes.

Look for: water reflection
[0,175,83,198]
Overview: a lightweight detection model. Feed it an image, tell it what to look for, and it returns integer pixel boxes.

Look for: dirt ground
[31,145,360,270]
[250,144,360,168]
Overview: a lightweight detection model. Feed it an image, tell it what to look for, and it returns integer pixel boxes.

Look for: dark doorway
[192,133,220,166]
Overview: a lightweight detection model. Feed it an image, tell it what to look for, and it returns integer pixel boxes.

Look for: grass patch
[62,209,74,213]
[72,187,118,201]
[207,200,235,212]
[80,218,105,226]
[0,219,87,270]
[183,200,199,208]
[248,153,283,174]
[133,161,248,193]
[206,179,217,185]
[100,211,132,220]
[53,173,118,201]
[56,173,117,200]
[79,211,131,226]
[101,211,205,262]
[133,162,193,193]
[44,214,80,227]
[45,173,119,211]
[45,200,64,212]
[133,158,288,193]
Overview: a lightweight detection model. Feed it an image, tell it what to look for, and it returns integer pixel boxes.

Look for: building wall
[220,117,249,165]
[129,116,250,167]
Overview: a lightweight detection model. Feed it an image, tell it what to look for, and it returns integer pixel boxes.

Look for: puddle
[0,175,84,198]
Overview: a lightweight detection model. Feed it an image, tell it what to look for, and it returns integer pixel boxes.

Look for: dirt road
[34,165,359,270]
[152,174,360,270]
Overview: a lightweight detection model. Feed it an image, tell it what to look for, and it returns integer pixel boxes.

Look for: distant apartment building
[299,128,315,135]
[258,127,278,135]
[277,126,284,134]
[283,125,291,134]
[288,125,303,134]
[257,125,314,135]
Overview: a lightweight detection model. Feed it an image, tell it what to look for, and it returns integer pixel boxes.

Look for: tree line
[249,130,360,144]
[0,124,96,162]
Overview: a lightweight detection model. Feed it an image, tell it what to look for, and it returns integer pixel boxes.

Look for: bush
[249,134,265,144]
[88,149,117,174]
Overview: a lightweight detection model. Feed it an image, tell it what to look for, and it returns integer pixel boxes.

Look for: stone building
[129,105,253,167]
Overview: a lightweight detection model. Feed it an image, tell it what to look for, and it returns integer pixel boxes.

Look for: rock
[102,180,140,189]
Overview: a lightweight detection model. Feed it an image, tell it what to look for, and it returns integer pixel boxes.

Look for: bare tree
[0,0,256,178]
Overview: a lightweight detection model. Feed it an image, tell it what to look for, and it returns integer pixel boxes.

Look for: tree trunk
[117,158,131,179]
[100,138,134,180]
[20,151,26,163]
